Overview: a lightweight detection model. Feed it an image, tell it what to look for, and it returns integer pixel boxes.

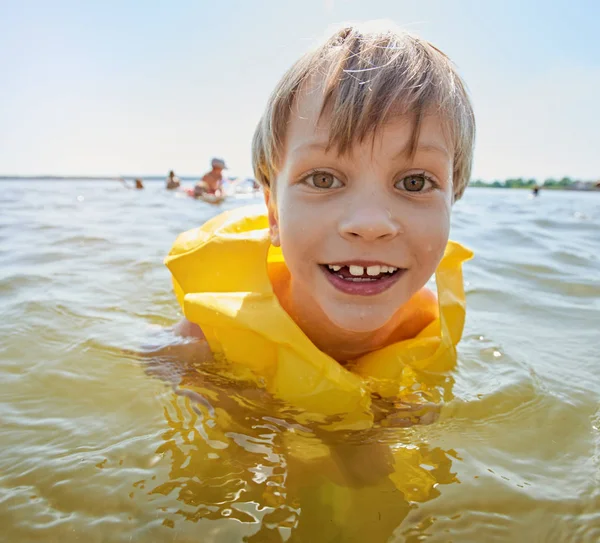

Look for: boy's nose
[338,200,402,241]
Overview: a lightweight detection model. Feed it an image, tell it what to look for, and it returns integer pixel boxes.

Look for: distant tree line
[469,177,598,189]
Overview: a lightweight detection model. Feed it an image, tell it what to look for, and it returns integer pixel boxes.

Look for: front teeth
[349,265,364,276]
[366,265,380,276]
[327,264,398,275]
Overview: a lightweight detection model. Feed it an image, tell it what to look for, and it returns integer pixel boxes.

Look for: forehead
[286,80,330,146]
[285,81,452,160]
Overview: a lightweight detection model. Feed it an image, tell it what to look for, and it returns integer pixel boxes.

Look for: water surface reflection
[143,347,459,541]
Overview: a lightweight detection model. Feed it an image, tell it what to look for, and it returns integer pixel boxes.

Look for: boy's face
[266,86,454,334]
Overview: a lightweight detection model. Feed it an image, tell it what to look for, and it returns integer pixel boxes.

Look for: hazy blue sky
[1,0,598,180]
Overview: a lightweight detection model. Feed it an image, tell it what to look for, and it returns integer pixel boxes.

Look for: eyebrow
[291,141,451,161]
[393,142,451,160]
[289,142,329,156]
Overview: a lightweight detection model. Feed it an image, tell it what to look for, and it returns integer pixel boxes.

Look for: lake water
[1,180,598,542]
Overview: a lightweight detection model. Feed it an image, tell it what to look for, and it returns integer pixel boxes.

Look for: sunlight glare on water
[0,180,598,542]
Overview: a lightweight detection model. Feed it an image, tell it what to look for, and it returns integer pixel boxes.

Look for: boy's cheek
[404,202,450,238]
[276,196,323,244]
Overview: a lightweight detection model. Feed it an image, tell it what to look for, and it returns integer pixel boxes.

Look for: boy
[165,23,474,428]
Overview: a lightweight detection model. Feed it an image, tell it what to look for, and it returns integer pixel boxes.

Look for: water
[1,180,598,542]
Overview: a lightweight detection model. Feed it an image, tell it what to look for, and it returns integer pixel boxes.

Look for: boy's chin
[322,304,397,335]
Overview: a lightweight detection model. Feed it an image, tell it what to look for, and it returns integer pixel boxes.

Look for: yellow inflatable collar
[166,205,472,429]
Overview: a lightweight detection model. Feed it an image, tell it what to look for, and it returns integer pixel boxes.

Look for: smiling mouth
[320,263,402,281]
[318,262,407,296]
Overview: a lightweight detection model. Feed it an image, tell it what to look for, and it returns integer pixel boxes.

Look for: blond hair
[252,23,475,200]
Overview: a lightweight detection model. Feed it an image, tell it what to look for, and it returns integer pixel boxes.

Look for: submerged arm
[132,318,214,387]
[173,317,205,340]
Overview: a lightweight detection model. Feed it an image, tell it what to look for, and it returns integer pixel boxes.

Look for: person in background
[120,177,144,190]
[166,170,181,190]
[194,158,227,199]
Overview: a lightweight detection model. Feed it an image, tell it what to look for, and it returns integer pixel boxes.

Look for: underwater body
[1,180,598,542]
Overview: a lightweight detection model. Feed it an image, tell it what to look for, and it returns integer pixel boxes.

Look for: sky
[0,0,598,181]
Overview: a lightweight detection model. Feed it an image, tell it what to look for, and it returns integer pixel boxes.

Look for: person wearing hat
[194,158,227,199]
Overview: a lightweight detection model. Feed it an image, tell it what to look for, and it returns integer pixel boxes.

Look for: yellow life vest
[165,205,472,430]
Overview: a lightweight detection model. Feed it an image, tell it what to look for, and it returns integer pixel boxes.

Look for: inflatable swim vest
[165,205,472,430]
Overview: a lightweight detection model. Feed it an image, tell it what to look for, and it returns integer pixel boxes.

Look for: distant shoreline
[471,185,600,192]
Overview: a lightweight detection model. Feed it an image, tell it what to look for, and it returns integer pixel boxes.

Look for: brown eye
[396,174,429,192]
[313,172,334,188]
[304,171,343,189]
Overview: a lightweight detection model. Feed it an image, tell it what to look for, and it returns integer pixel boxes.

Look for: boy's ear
[264,188,280,247]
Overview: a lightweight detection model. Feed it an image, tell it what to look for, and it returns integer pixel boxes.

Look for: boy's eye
[395,173,433,192]
[304,172,343,189]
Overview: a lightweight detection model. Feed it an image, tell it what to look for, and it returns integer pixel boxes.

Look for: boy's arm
[173,317,205,340]
[135,318,213,380]
[165,317,213,363]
